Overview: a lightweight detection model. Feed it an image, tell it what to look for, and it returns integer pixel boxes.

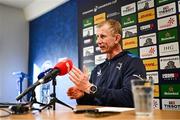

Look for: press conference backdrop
[29,0,78,105]
[77,0,180,110]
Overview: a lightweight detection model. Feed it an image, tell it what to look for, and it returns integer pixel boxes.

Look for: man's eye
[97,35,106,39]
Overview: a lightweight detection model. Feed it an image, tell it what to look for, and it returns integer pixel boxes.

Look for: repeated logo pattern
[79,0,180,110]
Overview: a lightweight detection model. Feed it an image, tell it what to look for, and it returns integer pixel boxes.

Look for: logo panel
[140,45,157,59]
[139,22,156,33]
[158,15,177,30]
[159,42,179,56]
[156,0,175,6]
[122,25,137,38]
[146,71,159,83]
[154,85,159,97]
[83,17,93,28]
[162,99,180,110]
[158,28,178,44]
[127,48,139,56]
[122,37,138,49]
[84,38,93,45]
[161,71,180,81]
[95,54,106,65]
[161,84,180,98]
[143,58,158,71]
[121,3,136,16]
[83,46,94,57]
[153,99,160,109]
[157,2,176,18]
[107,11,120,18]
[137,0,154,11]
[83,26,93,38]
[139,33,156,47]
[121,13,137,27]
[138,8,155,23]
[94,13,106,25]
[160,56,180,70]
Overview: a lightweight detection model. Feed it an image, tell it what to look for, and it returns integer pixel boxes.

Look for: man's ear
[115,34,121,44]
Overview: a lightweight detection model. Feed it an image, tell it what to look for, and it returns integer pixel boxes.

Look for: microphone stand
[40,77,73,111]
[29,88,48,111]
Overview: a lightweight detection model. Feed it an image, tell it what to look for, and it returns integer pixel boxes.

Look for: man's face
[96,24,118,53]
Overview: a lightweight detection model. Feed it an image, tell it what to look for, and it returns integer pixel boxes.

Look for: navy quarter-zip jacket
[77,51,146,107]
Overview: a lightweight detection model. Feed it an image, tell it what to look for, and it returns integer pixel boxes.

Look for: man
[67,19,146,107]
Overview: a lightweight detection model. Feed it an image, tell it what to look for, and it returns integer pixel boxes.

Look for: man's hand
[67,86,84,99]
[68,66,92,93]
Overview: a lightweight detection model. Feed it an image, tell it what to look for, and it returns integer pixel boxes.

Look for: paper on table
[96,107,135,112]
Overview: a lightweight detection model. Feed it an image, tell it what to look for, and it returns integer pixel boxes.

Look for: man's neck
[107,45,122,60]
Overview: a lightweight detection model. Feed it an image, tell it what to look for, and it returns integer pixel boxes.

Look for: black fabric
[77,51,146,107]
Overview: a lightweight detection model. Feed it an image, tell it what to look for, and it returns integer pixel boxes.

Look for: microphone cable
[0,108,11,118]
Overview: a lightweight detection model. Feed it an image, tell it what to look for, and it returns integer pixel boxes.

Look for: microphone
[37,68,52,80]
[16,59,73,101]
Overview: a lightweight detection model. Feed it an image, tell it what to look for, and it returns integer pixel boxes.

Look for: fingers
[83,65,89,76]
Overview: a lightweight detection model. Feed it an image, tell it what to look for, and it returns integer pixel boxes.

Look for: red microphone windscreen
[54,59,73,76]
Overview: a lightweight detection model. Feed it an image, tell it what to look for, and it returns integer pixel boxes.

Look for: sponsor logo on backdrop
[159,42,179,56]
[127,48,139,56]
[137,0,154,11]
[93,0,117,12]
[95,54,106,65]
[83,46,94,57]
[160,56,180,70]
[140,23,155,32]
[94,25,97,35]
[121,14,137,27]
[83,59,94,64]
[138,8,155,23]
[146,71,159,83]
[83,26,93,38]
[143,58,158,71]
[139,33,156,47]
[161,84,180,98]
[83,17,93,28]
[157,2,176,18]
[122,25,137,38]
[95,46,101,52]
[162,99,180,110]
[82,8,94,15]
[158,28,178,44]
[122,37,138,49]
[154,85,159,97]
[140,45,157,59]
[107,11,120,18]
[179,14,180,25]
[121,3,136,16]
[82,0,117,15]
[94,13,106,25]
[156,0,175,6]
[153,99,160,109]
[178,1,180,12]
[84,38,93,45]
[162,72,180,81]
[158,15,177,30]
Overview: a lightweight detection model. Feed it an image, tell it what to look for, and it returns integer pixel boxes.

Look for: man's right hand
[67,86,84,99]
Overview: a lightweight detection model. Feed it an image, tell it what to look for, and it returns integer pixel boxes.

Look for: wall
[29,0,78,106]
[0,4,29,102]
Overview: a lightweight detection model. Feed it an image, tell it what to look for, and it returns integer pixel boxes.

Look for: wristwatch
[89,84,97,94]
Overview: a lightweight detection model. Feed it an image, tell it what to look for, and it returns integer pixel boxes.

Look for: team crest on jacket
[97,69,102,77]
[116,62,122,70]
